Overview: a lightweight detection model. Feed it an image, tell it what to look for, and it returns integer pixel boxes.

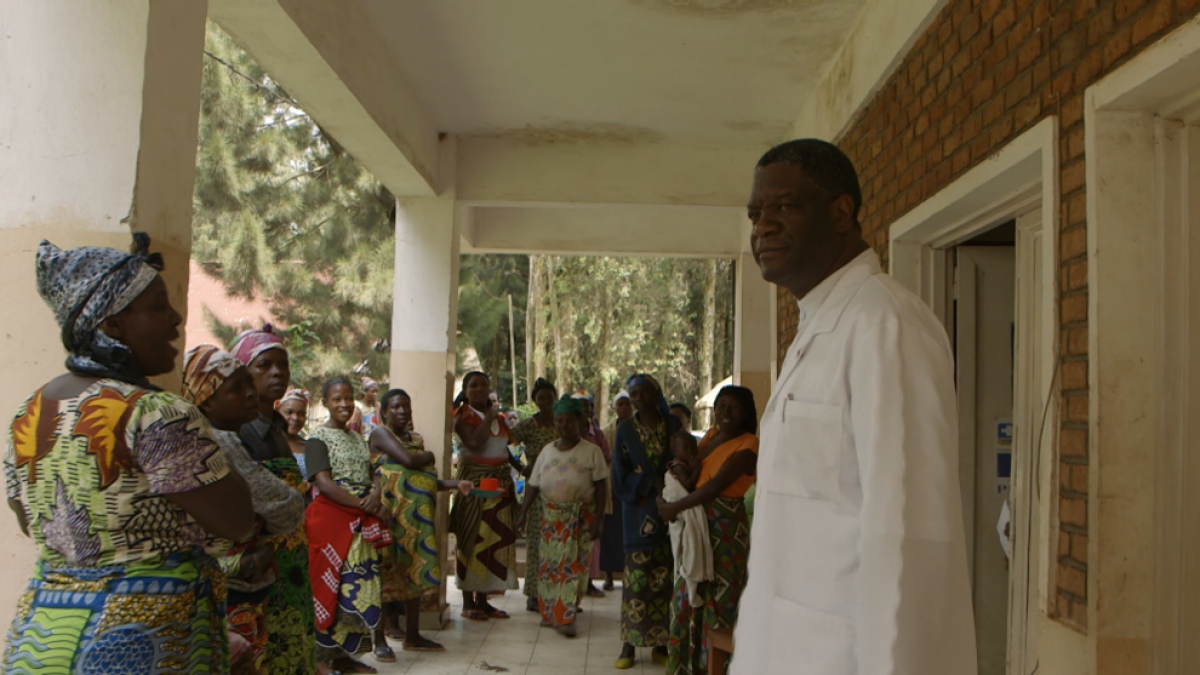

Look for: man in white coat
[731,140,977,675]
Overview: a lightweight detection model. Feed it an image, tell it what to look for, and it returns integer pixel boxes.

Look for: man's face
[747,163,845,294]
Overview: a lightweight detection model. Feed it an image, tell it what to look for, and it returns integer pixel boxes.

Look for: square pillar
[0,0,207,634]
[733,252,773,418]
[389,139,460,626]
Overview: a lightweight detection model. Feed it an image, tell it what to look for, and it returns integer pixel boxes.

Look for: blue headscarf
[35,233,165,389]
[624,372,671,420]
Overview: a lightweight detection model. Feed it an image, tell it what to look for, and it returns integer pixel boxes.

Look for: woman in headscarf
[611,373,681,670]
[599,390,633,590]
[305,378,393,674]
[3,235,255,674]
[349,377,381,438]
[449,371,520,620]
[657,385,759,675]
[276,387,311,476]
[231,335,323,675]
[231,325,293,464]
[369,388,472,655]
[509,376,559,612]
[515,395,608,638]
[183,345,307,674]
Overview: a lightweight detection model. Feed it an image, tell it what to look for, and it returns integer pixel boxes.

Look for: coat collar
[768,249,881,408]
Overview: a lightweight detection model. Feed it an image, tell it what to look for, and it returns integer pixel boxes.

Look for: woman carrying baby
[656,386,758,675]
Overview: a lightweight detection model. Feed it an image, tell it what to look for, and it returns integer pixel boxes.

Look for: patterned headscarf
[571,390,594,403]
[35,233,165,388]
[277,388,309,407]
[553,394,584,416]
[625,372,671,420]
[361,376,379,391]
[182,345,243,407]
[230,324,285,366]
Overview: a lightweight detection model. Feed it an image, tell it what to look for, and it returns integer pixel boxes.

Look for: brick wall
[776,0,1200,633]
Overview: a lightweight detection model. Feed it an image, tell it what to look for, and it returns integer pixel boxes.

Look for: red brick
[961,9,982,42]
[1074,48,1103,86]
[1006,69,1034,108]
[1072,532,1090,565]
[1015,95,1042,129]
[972,74,997,107]
[1067,326,1088,356]
[1062,359,1088,389]
[1066,190,1087,226]
[1062,159,1086,193]
[1116,0,1149,21]
[1058,530,1071,558]
[1060,496,1088,528]
[1061,226,1087,260]
[1062,292,1087,322]
[1056,24,1087,66]
[1071,463,1089,493]
[1068,259,1088,290]
[1066,393,1089,422]
[994,2,1017,34]
[1073,0,1099,20]
[1058,561,1087,597]
[1018,33,1044,69]
[1086,4,1114,46]
[1032,56,1052,90]
[1133,0,1172,44]
[1061,427,1087,458]
[1050,7,1073,41]
[996,56,1019,88]
[1062,93,1084,127]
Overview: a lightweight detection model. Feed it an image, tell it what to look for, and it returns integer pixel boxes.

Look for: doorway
[953,226,1016,675]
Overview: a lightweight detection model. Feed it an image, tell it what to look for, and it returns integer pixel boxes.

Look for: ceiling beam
[209,0,439,196]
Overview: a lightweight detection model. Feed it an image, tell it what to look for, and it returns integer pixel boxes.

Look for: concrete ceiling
[355,0,867,146]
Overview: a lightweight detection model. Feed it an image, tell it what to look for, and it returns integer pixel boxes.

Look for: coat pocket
[768,596,855,675]
[770,400,843,503]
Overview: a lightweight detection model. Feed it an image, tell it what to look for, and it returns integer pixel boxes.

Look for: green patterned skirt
[537,501,594,626]
[376,458,441,602]
[261,457,317,675]
[667,496,750,675]
[621,540,674,648]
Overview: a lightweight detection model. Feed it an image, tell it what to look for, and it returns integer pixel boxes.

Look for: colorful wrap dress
[3,380,234,675]
[450,407,519,593]
[527,440,608,627]
[667,429,757,675]
[304,426,388,661]
[373,430,442,603]
[260,456,317,674]
[509,416,558,598]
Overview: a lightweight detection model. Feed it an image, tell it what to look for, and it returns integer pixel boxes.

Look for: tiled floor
[362,581,665,675]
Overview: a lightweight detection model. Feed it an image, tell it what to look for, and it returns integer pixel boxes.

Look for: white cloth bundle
[664,473,713,606]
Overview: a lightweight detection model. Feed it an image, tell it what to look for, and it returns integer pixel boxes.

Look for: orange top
[696,428,759,498]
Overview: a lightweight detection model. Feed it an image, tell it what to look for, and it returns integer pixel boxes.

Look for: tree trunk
[597,279,613,426]
[548,257,565,393]
[527,255,542,395]
[700,258,718,394]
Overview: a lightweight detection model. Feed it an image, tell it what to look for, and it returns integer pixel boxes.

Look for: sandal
[403,637,445,652]
[460,608,488,621]
[586,586,606,598]
[482,605,510,619]
[373,644,396,663]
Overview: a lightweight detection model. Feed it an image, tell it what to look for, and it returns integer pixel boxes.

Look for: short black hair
[756,139,862,222]
[321,377,354,399]
[380,388,410,411]
[670,402,692,419]
[531,377,557,401]
[714,385,758,435]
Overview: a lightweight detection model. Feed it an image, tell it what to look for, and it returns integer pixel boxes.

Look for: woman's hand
[514,510,526,533]
[589,517,604,540]
[655,496,680,523]
[455,480,473,496]
[360,489,389,522]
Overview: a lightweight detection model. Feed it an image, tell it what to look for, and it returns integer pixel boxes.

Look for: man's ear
[830,193,857,234]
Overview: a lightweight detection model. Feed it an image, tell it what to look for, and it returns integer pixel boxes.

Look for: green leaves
[192,23,394,393]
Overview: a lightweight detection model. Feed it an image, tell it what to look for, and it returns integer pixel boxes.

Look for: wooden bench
[707,626,735,675]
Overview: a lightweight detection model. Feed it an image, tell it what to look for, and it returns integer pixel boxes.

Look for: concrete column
[0,0,207,633]
[388,139,459,626]
[733,253,773,420]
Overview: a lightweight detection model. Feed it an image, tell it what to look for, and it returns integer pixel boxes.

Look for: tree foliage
[457,254,529,406]
[191,23,395,393]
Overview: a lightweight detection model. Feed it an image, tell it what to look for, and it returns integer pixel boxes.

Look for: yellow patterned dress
[3,379,233,675]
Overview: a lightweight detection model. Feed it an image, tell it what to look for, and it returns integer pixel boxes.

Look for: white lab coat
[732,250,977,675]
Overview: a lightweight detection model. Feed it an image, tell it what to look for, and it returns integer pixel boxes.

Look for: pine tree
[192,23,395,393]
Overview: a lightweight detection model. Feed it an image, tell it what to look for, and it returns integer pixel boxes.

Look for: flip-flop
[403,637,445,652]
[482,606,510,619]
[373,645,396,663]
[460,608,488,621]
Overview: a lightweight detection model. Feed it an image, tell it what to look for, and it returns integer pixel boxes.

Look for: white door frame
[1086,15,1200,673]
[888,117,1060,674]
